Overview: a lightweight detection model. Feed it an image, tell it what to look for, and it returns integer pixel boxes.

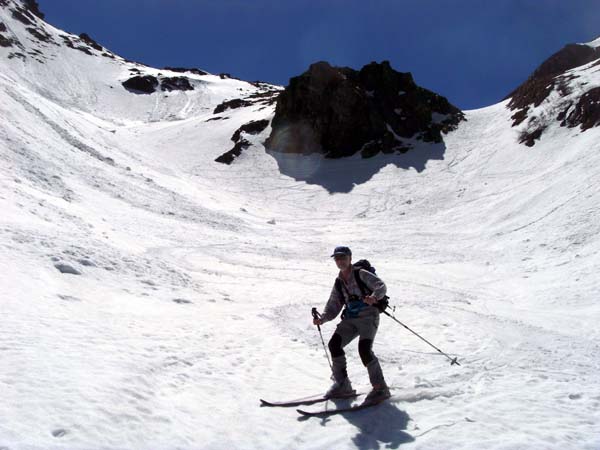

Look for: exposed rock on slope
[212,89,281,114]
[122,75,159,94]
[122,74,194,94]
[506,41,600,146]
[163,66,209,76]
[0,21,17,47]
[215,119,270,164]
[213,98,253,114]
[0,0,115,61]
[265,61,464,158]
[22,0,44,19]
[79,33,103,52]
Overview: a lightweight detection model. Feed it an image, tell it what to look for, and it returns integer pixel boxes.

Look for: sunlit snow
[1,2,599,449]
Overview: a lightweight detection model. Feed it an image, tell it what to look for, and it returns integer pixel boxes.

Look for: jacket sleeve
[320,283,344,324]
[358,269,387,300]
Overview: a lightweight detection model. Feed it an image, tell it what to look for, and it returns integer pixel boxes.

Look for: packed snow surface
[1,3,599,449]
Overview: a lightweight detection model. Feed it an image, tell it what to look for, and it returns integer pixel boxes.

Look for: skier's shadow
[298,400,414,448]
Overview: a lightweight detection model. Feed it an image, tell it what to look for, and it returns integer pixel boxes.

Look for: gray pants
[328,308,386,387]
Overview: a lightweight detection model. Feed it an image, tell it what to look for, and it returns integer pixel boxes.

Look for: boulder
[122,75,159,94]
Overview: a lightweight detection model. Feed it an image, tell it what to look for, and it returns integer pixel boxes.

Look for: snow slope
[1,2,599,449]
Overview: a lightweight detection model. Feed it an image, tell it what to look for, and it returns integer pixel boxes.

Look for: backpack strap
[336,270,373,301]
[334,278,345,304]
[354,269,390,312]
[353,269,372,297]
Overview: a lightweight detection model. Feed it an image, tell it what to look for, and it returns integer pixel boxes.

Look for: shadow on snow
[266,142,446,194]
[298,400,414,448]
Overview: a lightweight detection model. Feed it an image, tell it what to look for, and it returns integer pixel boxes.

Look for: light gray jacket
[320,269,387,323]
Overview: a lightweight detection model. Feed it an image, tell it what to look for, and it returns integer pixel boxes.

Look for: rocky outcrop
[215,119,270,164]
[210,86,280,117]
[561,87,600,131]
[61,35,103,55]
[0,34,14,47]
[0,1,54,56]
[11,7,35,26]
[79,33,103,52]
[0,22,16,47]
[23,0,44,19]
[506,42,600,146]
[265,61,464,158]
[2,1,111,58]
[230,119,269,142]
[160,76,193,92]
[25,25,52,43]
[122,74,195,94]
[215,139,251,165]
[244,89,280,107]
[122,75,159,94]
[0,0,42,22]
[163,67,208,76]
[213,98,253,114]
[507,44,600,118]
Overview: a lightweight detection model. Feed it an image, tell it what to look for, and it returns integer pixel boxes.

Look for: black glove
[375,296,389,312]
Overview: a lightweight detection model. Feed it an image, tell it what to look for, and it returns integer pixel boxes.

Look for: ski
[260,391,361,408]
[296,398,387,417]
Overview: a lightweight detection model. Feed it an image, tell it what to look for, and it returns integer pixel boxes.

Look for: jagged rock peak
[265,60,464,159]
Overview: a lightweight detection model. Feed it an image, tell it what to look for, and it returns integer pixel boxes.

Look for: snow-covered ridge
[584,35,600,48]
[0,0,282,122]
[1,1,600,448]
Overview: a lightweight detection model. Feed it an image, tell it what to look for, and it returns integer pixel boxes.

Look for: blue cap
[331,246,352,257]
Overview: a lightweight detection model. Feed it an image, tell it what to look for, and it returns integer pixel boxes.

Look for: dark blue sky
[38,0,600,110]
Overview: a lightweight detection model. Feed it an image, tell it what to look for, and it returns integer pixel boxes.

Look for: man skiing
[313,246,391,404]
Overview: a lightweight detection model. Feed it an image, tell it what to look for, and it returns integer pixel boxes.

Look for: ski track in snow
[1,4,600,449]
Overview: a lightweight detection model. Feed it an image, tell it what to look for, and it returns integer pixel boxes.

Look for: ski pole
[383,310,460,366]
[311,308,333,370]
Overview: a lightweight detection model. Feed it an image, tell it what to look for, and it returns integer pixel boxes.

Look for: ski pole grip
[311,307,320,319]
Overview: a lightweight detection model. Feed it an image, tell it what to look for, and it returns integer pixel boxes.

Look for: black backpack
[334,259,389,312]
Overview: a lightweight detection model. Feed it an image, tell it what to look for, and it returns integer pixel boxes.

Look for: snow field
[1,4,600,447]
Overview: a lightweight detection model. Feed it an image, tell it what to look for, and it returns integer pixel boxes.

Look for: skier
[313,246,391,404]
